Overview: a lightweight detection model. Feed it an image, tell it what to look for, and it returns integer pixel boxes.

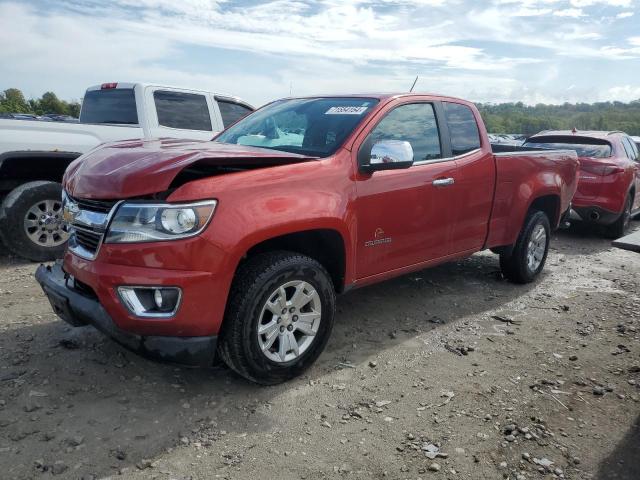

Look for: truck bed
[485,147,579,249]
[491,143,553,154]
[0,118,143,156]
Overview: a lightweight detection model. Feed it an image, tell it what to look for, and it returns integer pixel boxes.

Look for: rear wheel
[604,194,632,239]
[499,210,550,284]
[218,251,336,385]
[0,182,69,261]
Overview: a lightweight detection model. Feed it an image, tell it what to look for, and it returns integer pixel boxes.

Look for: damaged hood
[64,138,317,199]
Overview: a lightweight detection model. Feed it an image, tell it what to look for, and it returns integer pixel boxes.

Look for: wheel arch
[528,194,561,228]
[238,228,348,293]
[488,193,560,256]
[0,151,81,195]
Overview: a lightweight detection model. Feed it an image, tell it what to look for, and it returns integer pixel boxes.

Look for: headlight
[105,200,217,243]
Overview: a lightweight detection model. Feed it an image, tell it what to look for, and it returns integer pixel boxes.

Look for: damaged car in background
[524,130,640,238]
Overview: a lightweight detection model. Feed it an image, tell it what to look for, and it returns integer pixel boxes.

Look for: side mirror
[360,140,414,173]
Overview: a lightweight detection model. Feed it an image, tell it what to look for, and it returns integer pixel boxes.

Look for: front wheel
[218,251,336,385]
[0,181,69,261]
[499,210,550,284]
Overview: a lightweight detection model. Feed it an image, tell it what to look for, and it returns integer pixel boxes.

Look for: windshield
[215,97,379,157]
[80,88,138,125]
[524,136,612,158]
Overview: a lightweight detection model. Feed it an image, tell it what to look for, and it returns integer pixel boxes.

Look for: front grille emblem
[62,201,80,224]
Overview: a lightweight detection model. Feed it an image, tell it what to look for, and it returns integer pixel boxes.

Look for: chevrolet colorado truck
[0,82,253,261]
[36,94,578,384]
[524,130,640,238]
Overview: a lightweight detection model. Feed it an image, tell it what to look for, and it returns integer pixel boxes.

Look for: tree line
[2,87,640,135]
[478,100,640,136]
[0,88,81,117]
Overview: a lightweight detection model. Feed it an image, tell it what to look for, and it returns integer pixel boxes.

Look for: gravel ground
[0,224,639,480]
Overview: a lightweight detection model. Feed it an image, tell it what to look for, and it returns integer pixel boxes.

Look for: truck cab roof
[278,92,475,104]
[84,82,252,109]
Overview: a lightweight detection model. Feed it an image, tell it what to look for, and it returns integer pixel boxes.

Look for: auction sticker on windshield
[325,106,368,115]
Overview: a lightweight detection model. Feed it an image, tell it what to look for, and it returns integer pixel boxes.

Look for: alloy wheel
[526,223,547,272]
[23,199,69,247]
[257,280,322,363]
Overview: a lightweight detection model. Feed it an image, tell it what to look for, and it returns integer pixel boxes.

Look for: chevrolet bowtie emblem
[62,202,80,223]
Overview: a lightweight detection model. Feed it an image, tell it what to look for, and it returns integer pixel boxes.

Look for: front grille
[71,196,118,214]
[73,227,102,253]
[65,192,118,260]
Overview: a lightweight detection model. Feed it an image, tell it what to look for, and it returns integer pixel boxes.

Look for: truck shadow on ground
[0,251,541,478]
[595,414,640,480]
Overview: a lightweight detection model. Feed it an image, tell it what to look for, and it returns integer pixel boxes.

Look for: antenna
[289,81,292,96]
[409,76,419,93]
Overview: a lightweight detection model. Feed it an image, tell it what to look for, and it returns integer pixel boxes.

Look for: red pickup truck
[36,94,578,384]
[524,130,640,238]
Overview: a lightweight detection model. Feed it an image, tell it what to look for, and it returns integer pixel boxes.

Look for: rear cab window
[153,91,212,131]
[442,102,481,156]
[80,88,138,125]
[523,136,612,158]
[217,99,253,127]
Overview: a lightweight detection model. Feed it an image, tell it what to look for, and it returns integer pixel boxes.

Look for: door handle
[432,177,455,187]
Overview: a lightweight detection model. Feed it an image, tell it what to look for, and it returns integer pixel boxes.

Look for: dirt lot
[1,224,639,480]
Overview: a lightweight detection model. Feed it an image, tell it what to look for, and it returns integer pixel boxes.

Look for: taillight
[580,163,603,175]
[601,165,624,175]
[101,82,118,89]
[580,162,624,176]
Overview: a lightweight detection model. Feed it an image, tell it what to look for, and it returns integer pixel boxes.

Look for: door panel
[624,137,640,211]
[449,149,495,252]
[354,161,458,278]
[440,101,494,253]
[352,101,458,279]
[633,162,640,212]
[635,166,640,212]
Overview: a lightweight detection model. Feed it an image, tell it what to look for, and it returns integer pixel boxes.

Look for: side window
[153,91,212,131]
[622,137,638,161]
[217,100,253,127]
[443,102,481,156]
[368,103,442,162]
[631,139,640,161]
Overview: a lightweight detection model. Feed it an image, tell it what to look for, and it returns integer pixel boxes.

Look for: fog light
[117,286,182,318]
[154,289,163,309]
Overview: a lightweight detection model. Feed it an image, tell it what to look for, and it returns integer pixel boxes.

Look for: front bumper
[35,262,217,367]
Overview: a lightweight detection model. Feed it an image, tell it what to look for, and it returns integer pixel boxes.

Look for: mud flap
[559,204,572,230]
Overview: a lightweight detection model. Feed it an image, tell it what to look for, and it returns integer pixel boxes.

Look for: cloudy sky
[0,0,638,107]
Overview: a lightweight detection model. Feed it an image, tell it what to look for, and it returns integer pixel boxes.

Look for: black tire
[0,181,67,261]
[218,251,336,385]
[499,210,551,284]
[604,194,632,239]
